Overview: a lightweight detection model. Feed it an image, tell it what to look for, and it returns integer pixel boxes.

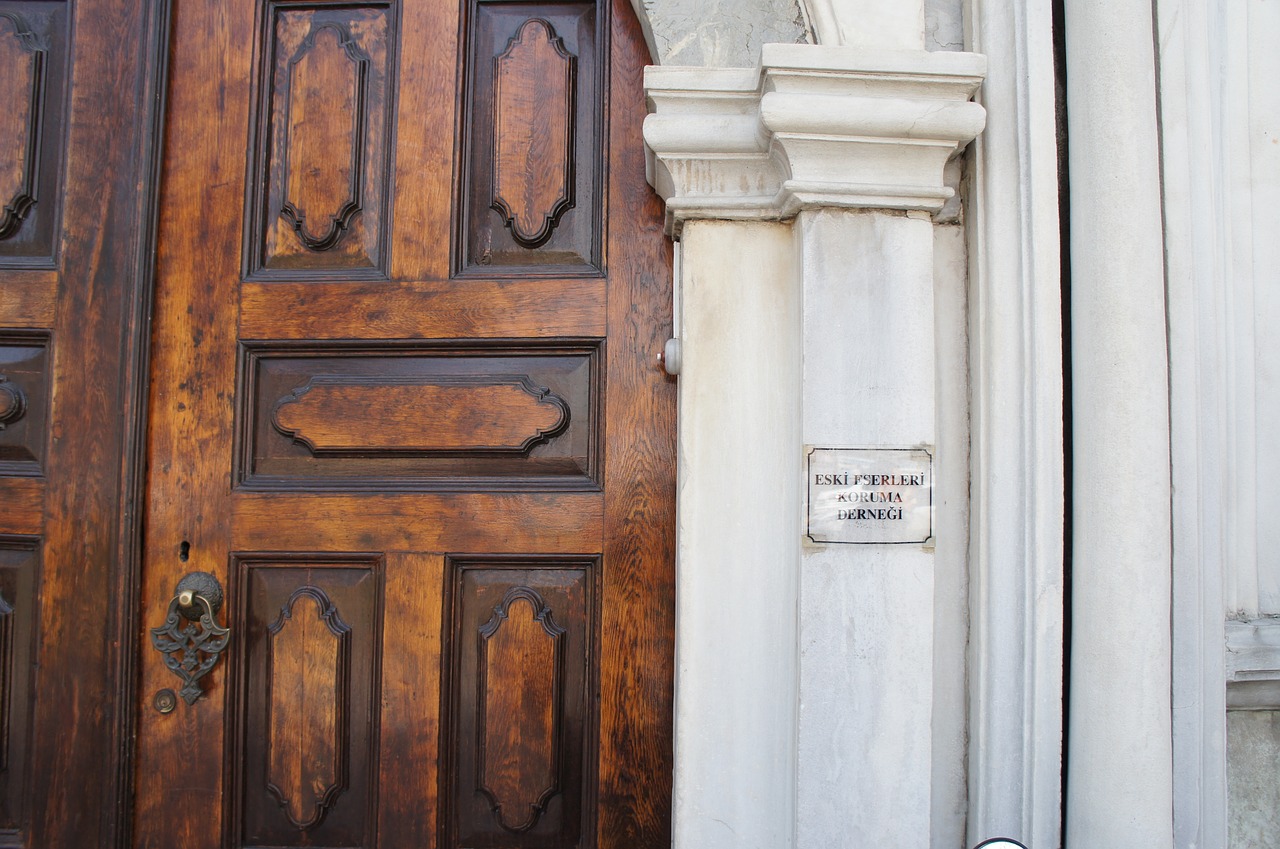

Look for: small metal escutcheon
[150,571,231,706]
[153,688,177,714]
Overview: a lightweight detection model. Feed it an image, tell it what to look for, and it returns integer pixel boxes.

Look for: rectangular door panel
[0,332,48,476]
[238,342,600,490]
[0,538,38,846]
[457,0,604,276]
[0,1,69,268]
[227,555,383,849]
[441,556,598,849]
[246,1,396,281]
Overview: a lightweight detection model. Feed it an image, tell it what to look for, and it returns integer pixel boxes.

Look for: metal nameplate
[806,446,933,545]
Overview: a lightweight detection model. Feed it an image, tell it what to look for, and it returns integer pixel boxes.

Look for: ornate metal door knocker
[149,571,231,706]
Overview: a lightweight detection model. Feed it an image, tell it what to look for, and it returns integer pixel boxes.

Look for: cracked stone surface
[635,0,810,67]
[1228,711,1280,848]
[633,0,963,67]
[925,0,963,51]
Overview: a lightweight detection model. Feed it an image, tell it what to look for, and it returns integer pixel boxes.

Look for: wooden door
[0,0,163,845]
[133,1,674,848]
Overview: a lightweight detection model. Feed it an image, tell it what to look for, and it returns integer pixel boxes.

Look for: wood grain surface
[12,0,678,846]
[0,0,168,846]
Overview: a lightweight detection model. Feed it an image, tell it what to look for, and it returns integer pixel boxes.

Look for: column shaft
[796,209,936,846]
[673,221,801,849]
[1064,0,1174,844]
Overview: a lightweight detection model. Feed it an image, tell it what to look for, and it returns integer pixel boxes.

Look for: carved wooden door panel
[133,2,674,848]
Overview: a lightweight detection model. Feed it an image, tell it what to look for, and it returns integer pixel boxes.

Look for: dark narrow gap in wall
[1052,0,1073,844]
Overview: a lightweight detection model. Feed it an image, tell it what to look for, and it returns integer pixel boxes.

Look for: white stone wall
[644,22,991,843]
[1161,0,1280,843]
[672,220,802,849]
[796,209,938,848]
[637,2,1071,847]
[634,0,1280,842]
[1224,0,1280,621]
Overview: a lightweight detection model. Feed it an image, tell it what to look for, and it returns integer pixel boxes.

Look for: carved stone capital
[644,44,987,234]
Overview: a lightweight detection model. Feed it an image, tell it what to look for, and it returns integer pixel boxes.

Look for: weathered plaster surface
[630,0,809,66]
[1227,711,1280,847]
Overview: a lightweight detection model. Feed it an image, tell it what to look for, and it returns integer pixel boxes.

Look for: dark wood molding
[0,11,46,242]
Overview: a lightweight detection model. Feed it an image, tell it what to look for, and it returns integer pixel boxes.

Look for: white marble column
[1064,0,1175,845]
[794,207,938,847]
[963,0,1066,846]
[672,220,802,849]
[646,43,984,848]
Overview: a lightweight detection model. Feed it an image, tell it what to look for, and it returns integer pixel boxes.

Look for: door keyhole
[179,541,190,563]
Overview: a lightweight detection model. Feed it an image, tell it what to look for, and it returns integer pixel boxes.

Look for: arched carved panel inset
[491,19,576,248]
[441,557,596,849]
[476,586,566,832]
[271,374,571,456]
[278,23,369,252]
[229,557,381,847]
[457,1,604,275]
[0,12,47,241]
[247,3,394,279]
[237,343,600,490]
[265,585,352,830]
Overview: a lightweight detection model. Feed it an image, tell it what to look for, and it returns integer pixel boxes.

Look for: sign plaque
[806,447,933,545]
